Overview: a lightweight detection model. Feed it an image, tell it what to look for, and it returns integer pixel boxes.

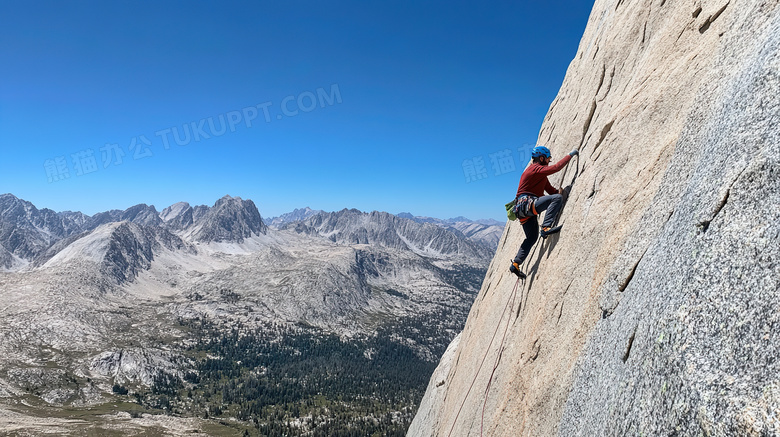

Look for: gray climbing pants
[512,193,563,265]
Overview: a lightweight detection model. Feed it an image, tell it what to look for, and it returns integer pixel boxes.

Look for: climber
[509,146,578,279]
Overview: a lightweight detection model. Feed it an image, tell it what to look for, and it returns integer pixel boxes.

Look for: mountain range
[0,193,502,434]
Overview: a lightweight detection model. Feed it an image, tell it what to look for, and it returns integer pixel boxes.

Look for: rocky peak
[160,202,190,222]
[42,220,190,284]
[267,207,324,227]
[0,193,28,215]
[190,195,267,243]
[160,202,194,231]
[101,222,156,283]
[0,194,83,266]
[119,204,161,228]
[86,210,123,229]
[58,211,90,229]
[87,204,161,230]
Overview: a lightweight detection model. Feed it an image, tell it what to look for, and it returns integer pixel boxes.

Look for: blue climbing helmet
[531,146,552,159]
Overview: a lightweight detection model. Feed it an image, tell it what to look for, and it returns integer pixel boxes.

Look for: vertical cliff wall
[410,0,780,435]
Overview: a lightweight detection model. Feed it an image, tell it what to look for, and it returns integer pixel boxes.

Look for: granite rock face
[406,333,462,437]
[410,0,780,436]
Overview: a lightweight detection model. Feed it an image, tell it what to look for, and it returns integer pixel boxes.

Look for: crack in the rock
[580,99,598,149]
[527,338,541,363]
[598,66,616,102]
[622,328,637,363]
[699,2,729,34]
[619,248,647,292]
[698,189,730,233]
[698,164,745,233]
[596,64,607,96]
[592,120,616,155]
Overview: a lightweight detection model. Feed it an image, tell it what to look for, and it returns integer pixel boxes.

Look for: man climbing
[509,145,578,279]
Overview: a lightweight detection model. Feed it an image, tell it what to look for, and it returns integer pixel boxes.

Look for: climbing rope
[446,276,523,437]
[446,152,580,436]
[480,274,521,436]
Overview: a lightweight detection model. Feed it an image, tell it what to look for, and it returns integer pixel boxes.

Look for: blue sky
[0,1,594,221]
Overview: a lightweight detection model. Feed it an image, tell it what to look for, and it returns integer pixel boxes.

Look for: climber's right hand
[569,149,579,157]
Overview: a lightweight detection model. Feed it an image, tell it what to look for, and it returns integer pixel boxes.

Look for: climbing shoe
[540,225,563,239]
[509,262,526,279]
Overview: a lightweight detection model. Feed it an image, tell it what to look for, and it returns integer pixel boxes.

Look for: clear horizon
[1,1,595,221]
[2,191,506,223]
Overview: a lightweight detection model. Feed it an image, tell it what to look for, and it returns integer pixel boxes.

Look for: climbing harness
[506,195,538,223]
[448,152,581,435]
[514,194,538,224]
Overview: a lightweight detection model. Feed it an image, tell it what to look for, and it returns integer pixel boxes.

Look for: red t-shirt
[515,155,572,198]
